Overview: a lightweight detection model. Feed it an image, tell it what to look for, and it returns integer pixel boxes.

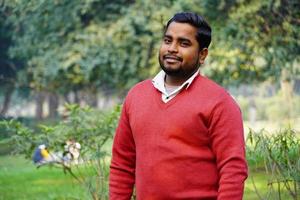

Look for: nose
[167,42,178,53]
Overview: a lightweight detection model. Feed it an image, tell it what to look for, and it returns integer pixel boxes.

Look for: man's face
[159,22,206,79]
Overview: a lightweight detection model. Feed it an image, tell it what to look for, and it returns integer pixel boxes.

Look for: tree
[4,0,300,111]
[204,0,300,86]
[6,0,178,101]
[0,3,25,116]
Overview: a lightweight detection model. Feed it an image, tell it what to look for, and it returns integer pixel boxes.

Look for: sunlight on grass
[1,155,297,200]
[244,169,297,200]
[0,155,89,200]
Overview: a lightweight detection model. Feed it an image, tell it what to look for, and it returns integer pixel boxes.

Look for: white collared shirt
[152,70,199,103]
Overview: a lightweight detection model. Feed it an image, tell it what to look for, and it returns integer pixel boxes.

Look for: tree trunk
[0,86,14,117]
[280,80,293,119]
[63,93,71,104]
[48,92,59,118]
[280,69,294,119]
[74,90,80,104]
[88,87,98,107]
[35,91,46,120]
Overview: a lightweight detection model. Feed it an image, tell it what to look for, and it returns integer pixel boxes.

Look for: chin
[159,58,181,75]
[163,63,181,71]
[161,67,182,76]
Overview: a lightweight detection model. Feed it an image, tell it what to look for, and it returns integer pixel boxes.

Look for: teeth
[165,58,178,62]
[165,56,179,60]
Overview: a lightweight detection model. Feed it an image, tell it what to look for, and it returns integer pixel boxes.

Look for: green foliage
[0,3,26,116]
[247,128,300,199]
[0,104,120,158]
[204,0,300,86]
[0,118,35,156]
[0,138,14,155]
[0,4,18,86]
[0,104,120,199]
[4,0,178,94]
[2,0,299,94]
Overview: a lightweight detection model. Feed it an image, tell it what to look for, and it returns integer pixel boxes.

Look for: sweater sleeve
[109,98,136,200]
[209,95,248,200]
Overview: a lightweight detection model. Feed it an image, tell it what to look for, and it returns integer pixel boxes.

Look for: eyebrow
[163,35,172,39]
[178,37,192,44]
[164,34,192,44]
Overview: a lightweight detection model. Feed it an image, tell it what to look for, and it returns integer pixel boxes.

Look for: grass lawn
[0,155,89,200]
[244,170,293,200]
[0,155,296,200]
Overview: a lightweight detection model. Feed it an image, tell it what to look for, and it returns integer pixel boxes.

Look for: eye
[163,37,172,44]
[180,41,190,47]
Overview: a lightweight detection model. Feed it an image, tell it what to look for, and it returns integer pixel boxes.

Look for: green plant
[247,128,300,200]
[0,103,121,200]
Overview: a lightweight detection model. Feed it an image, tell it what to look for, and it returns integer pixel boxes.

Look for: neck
[165,76,188,86]
[164,69,199,86]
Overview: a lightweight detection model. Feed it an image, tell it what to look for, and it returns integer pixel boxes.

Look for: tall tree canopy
[0,3,25,116]
[2,0,299,98]
[205,0,300,85]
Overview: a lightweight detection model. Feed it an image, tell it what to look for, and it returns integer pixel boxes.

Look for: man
[33,144,50,165]
[32,144,54,168]
[109,12,248,200]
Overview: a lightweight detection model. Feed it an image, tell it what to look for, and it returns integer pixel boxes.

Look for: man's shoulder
[122,79,154,107]
[125,79,153,98]
[196,75,228,95]
[129,79,152,92]
[195,75,238,105]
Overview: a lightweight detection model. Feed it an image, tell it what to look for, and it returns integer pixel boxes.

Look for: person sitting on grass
[32,144,53,167]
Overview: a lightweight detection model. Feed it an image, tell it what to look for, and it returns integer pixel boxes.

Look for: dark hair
[166,12,212,50]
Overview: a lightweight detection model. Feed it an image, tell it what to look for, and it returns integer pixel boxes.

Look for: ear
[198,48,208,65]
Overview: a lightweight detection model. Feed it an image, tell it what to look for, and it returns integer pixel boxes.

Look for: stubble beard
[158,54,200,79]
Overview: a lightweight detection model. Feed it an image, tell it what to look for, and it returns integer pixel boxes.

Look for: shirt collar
[152,70,199,93]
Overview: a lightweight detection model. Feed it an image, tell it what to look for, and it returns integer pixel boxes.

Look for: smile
[163,55,183,62]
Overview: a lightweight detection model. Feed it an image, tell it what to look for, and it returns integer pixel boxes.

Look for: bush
[247,128,300,199]
[0,138,14,155]
[0,103,121,199]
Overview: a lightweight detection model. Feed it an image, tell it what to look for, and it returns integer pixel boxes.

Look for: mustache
[163,55,183,62]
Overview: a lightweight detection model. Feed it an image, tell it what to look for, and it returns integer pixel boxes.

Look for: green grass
[0,155,296,200]
[244,168,296,200]
[0,155,89,200]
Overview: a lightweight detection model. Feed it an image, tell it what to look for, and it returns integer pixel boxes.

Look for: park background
[0,0,299,199]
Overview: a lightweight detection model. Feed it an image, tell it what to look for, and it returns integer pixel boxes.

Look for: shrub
[247,128,300,199]
[0,103,121,200]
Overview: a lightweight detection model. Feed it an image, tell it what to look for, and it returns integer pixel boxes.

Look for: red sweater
[109,74,248,200]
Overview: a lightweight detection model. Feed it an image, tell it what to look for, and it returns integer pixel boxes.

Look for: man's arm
[209,94,248,200]
[109,99,136,200]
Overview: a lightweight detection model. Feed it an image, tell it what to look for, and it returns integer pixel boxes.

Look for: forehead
[164,22,198,41]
